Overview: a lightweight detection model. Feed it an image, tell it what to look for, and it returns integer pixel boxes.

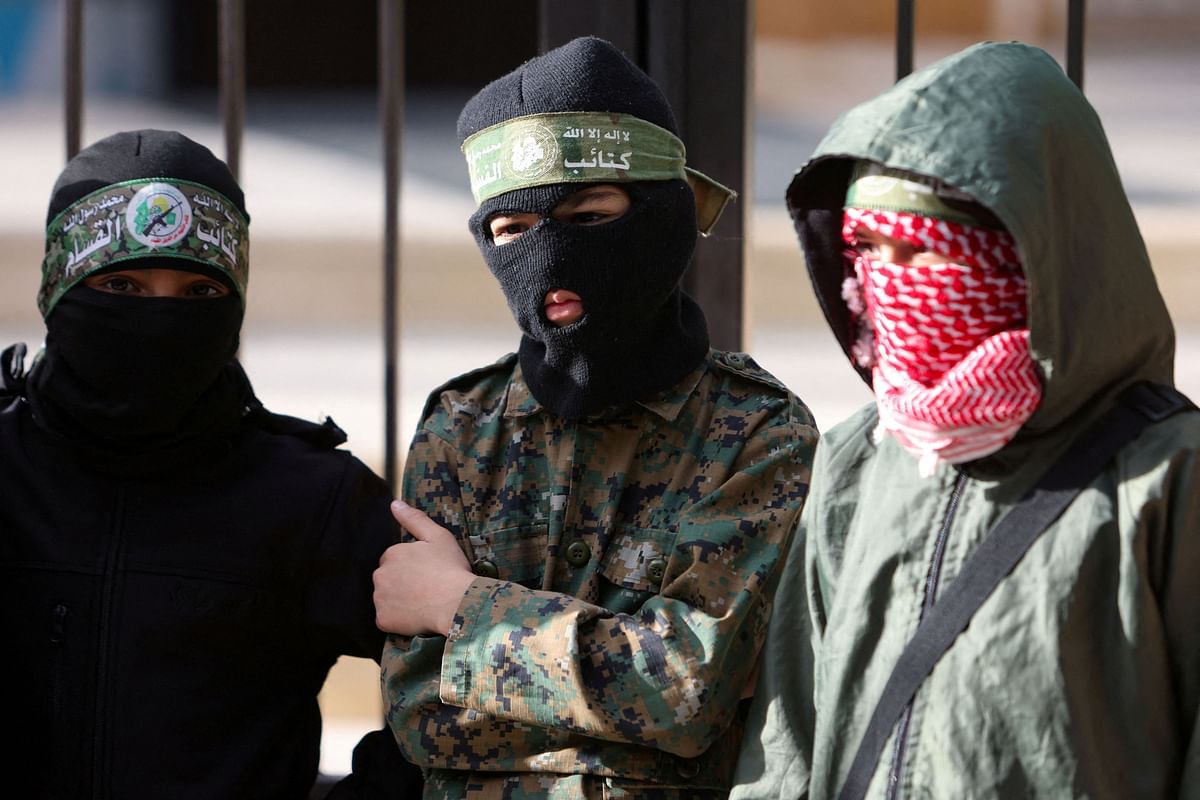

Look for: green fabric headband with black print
[845,162,1001,229]
[461,111,736,235]
[40,178,250,317]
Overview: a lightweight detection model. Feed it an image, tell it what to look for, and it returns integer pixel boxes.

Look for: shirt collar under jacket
[504,359,707,422]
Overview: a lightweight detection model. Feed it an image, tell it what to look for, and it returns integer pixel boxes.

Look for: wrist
[434,570,477,636]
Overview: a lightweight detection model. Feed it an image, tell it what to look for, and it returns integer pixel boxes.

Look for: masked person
[370,37,818,799]
[0,129,422,799]
[731,42,1200,800]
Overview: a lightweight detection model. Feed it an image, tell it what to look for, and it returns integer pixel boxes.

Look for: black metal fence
[55,0,1090,495]
[52,6,1089,788]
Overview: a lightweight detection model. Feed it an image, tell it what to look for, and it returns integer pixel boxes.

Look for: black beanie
[40,130,249,316]
[47,129,247,225]
[456,37,709,419]
[457,36,678,145]
[28,130,249,472]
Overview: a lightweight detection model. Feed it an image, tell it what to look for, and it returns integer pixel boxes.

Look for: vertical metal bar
[538,0,639,55]
[379,0,404,493]
[896,0,915,81]
[64,0,83,160]
[1066,0,1086,89]
[538,0,747,350]
[218,0,246,180]
[645,0,747,352]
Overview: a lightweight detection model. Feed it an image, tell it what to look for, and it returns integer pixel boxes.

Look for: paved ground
[1,30,1196,777]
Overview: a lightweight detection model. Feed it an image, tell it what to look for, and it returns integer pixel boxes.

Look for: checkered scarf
[842,207,1043,475]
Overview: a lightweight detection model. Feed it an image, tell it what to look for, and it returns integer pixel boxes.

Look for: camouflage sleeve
[380,426,471,765]
[437,397,817,759]
[730,436,835,799]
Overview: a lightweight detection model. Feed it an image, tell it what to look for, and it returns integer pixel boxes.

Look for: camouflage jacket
[383,350,817,799]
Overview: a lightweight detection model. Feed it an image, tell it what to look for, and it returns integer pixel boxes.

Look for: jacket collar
[504,360,706,423]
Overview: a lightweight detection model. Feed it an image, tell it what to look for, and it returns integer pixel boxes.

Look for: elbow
[655,718,729,760]
[663,737,714,760]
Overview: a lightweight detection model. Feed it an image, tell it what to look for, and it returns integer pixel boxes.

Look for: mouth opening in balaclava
[455,37,737,418]
[470,179,709,418]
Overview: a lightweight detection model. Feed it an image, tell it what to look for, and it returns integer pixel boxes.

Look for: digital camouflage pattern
[383,350,818,799]
[40,178,250,316]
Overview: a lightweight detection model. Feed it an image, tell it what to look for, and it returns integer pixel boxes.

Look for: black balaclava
[27,130,250,474]
[458,37,710,419]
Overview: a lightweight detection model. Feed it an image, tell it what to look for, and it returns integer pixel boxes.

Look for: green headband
[845,162,999,229]
[40,178,250,317]
[461,111,736,235]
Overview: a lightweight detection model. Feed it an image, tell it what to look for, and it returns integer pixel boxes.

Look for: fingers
[390,500,450,543]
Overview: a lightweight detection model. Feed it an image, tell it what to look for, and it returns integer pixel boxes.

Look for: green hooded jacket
[732,42,1200,799]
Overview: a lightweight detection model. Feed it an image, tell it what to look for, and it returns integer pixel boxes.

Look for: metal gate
[53,0,1089,494]
[45,0,1100,793]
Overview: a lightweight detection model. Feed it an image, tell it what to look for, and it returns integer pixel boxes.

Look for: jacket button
[646,557,668,585]
[675,757,701,778]
[472,559,499,579]
[565,539,591,567]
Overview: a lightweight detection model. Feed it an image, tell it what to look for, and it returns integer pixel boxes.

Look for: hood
[787,41,1175,466]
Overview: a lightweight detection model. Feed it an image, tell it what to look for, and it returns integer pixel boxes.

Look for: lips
[544,289,584,325]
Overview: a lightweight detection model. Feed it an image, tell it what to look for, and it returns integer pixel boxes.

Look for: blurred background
[2,0,1197,782]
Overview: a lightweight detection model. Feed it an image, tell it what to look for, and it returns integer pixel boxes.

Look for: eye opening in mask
[80,260,236,300]
[846,225,942,267]
[487,184,632,246]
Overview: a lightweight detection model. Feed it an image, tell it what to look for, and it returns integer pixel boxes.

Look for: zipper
[51,603,68,644]
[885,471,967,800]
[50,603,68,797]
[92,488,127,799]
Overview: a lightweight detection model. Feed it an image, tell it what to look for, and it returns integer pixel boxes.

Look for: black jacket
[0,382,418,799]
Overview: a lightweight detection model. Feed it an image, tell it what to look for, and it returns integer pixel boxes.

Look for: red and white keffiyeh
[842,207,1042,475]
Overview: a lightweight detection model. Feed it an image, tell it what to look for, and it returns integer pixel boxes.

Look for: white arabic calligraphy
[564,148,633,171]
[219,228,238,263]
[469,142,502,166]
[63,194,126,233]
[474,163,502,188]
[561,127,629,142]
[64,217,122,274]
[196,221,239,264]
[196,222,219,248]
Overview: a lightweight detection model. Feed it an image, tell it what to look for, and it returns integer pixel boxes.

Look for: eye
[187,281,229,298]
[566,211,607,225]
[497,221,530,237]
[851,238,879,256]
[491,222,530,246]
[96,275,139,293]
[487,213,539,245]
[550,186,631,227]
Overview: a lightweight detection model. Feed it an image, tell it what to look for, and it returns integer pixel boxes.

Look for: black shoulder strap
[838,382,1196,800]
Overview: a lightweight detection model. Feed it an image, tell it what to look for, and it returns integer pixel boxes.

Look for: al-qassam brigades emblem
[460,112,733,234]
[508,124,557,180]
[40,178,251,317]
[127,183,193,248]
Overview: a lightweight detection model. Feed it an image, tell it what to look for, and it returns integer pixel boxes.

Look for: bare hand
[373,501,477,637]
